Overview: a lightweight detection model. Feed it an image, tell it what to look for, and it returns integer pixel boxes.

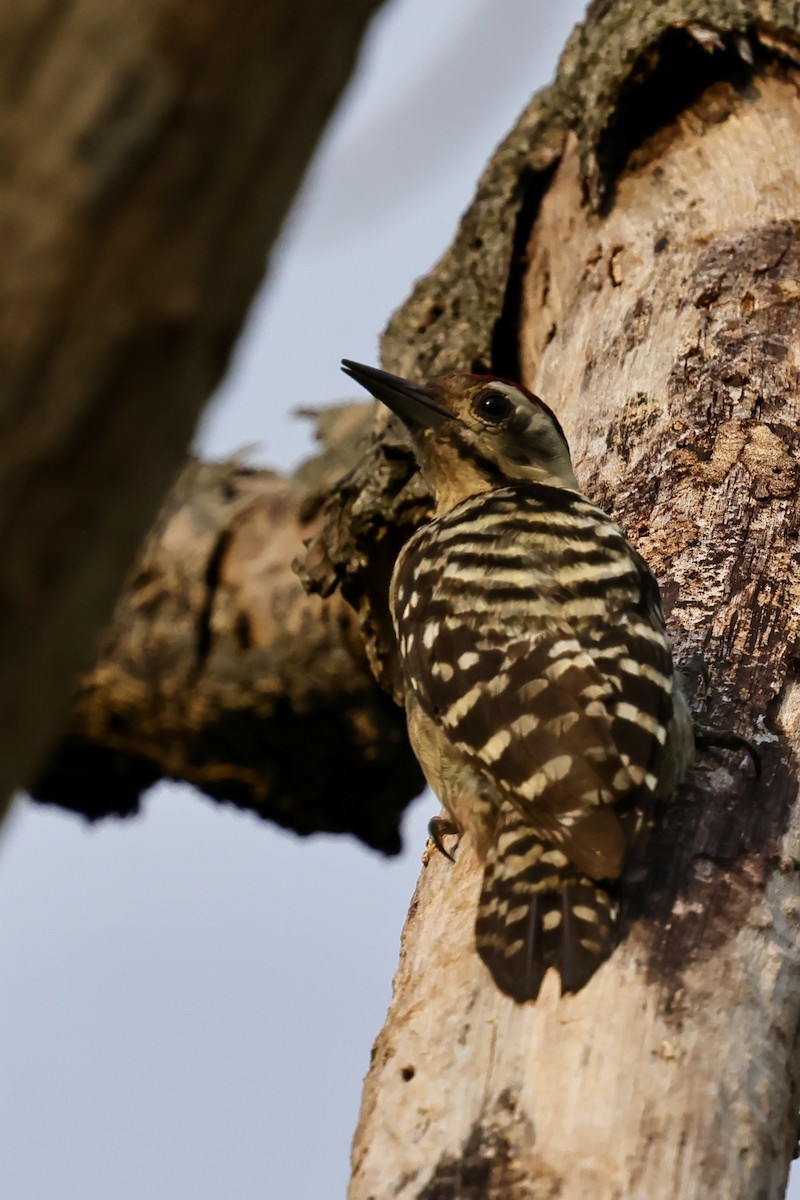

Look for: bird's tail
[475,814,617,1002]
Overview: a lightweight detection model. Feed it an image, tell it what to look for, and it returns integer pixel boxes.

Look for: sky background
[2,2,795,1198]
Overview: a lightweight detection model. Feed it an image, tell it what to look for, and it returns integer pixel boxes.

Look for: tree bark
[0,0,383,812]
[32,406,422,853]
[331,6,800,1199]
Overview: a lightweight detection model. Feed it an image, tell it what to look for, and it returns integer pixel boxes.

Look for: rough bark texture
[32,405,422,853]
[308,1,800,712]
[322,5,800,1200]
[0,0,383,811]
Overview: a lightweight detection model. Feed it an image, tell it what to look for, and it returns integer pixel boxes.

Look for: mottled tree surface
[340,7,798,1200]
[34,408,421,853]
[29,2,800,1195]
[0,0,383,814]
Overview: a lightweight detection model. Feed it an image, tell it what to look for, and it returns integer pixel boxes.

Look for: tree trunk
[0,0,382,813]
[336,7,800,1199]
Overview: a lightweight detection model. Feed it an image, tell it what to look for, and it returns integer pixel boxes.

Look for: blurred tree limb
[34,405,422,853]
[0,0,384,815]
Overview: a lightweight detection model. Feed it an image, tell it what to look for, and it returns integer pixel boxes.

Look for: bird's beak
[341,359,453,429]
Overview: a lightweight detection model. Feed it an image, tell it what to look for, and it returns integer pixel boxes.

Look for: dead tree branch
[32,405,422,853]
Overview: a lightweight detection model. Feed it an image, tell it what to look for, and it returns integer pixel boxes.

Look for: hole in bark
[401,1065,415,1081]
[491,163,556,380]
[233,610,253,650]
[416,302,444,334]
[596,27,758,206]
[197,530,233,664]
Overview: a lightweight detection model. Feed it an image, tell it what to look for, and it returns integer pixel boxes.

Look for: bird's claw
[429,815,461,862]
[694,722,762,780]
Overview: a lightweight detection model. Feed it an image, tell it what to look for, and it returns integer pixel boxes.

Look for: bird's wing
[392,494,674,880]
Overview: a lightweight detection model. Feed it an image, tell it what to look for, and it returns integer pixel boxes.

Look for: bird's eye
[473,389,513,424]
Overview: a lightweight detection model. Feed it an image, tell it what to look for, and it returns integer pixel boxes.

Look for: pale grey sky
[2,3,793,1198]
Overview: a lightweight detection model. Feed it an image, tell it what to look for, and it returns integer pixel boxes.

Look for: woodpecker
[341,358,695,1003]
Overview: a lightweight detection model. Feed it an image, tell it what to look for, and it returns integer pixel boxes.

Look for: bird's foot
[694,722,761,780]
[429,815,461,862]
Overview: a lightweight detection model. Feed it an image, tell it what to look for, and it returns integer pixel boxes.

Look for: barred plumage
[341,360,694,1002]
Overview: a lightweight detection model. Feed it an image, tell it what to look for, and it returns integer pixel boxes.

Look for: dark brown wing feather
[475,802,617,1001]
[393,484,674,997]
[394,487,673,869]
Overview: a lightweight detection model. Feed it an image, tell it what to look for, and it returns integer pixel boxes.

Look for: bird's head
[341,360,579,513]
